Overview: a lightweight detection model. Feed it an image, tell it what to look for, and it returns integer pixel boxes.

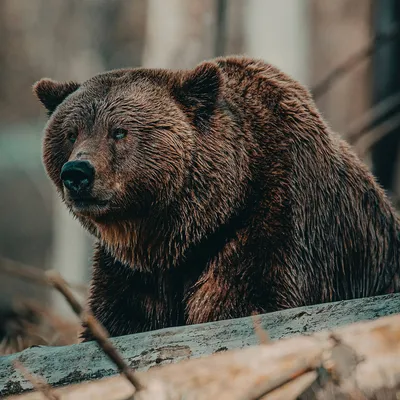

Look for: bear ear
[33,79,80,116]
[174,62,222,130]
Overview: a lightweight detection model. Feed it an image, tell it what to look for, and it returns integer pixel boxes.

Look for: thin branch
[45,271,84,315]
[345,92,400,143]
[352,111,400,158]
[241,358,316,400]
[13,360,59,400]
[251,313,270,345]
[0,256,87,294]
[15,299,80,346]
[0,260,144,393]
[84,313,145,391]
[312,26,400,100]
[45,270,145,392]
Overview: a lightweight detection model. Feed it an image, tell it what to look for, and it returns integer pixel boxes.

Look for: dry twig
[345,92,400,142]
[0,256,87,294]
[312,26,400,100]
[241,358,317,400]
[84,313,144,391]
[352,112,400,158]
[0,258,144,393]
[15,299,80,346]
[45,270,144,392]
[251,313,270,345]
[13,360,59,400]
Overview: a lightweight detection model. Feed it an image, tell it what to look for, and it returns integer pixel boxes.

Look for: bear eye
[112,128,128,140]
[67,130,78,144]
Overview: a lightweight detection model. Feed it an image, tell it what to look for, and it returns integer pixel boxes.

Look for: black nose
[60,160,95,194]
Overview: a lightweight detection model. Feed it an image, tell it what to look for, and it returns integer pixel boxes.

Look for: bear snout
[60,160,95,196]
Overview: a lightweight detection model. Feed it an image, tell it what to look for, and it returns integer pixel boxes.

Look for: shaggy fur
[33,56,400,340]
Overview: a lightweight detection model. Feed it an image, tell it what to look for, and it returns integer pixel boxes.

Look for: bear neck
[90,190,250,272]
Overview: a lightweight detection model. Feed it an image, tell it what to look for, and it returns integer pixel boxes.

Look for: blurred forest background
[1,0,400,352]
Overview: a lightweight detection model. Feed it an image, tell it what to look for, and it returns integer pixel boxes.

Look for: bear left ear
[174,62,222,129]
[33,79,80,116]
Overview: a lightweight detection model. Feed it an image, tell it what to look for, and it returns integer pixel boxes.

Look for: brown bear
[33,56,400,340]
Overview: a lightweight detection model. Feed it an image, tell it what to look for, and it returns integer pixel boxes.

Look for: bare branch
[0,259,144,393]
[240,357,317,400]
[45,270,145,392]
[83,313,145,392]
[352,112,400,158]
[251,313,270,345]
[345,92,400,142]
[312,26,400,100]
[0,256,87,294]
[13,360,59,400]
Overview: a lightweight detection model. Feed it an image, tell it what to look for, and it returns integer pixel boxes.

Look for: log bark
[1,293,400,397]
[5,309,400,399]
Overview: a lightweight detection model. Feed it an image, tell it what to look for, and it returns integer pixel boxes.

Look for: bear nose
[60,160,95,194]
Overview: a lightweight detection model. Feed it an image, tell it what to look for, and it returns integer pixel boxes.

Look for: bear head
[33,62,249,268]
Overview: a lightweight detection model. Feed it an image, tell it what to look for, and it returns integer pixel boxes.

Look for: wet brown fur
[33,56,400,340]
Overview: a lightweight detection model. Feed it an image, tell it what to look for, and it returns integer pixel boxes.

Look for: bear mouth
[68,197,110,215]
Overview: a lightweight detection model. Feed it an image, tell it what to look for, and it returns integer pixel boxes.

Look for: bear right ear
[173,62,222,131]
[33,79,80,116]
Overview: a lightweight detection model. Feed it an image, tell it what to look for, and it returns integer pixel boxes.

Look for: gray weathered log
[6,310,400,400]
[1,293,399,396]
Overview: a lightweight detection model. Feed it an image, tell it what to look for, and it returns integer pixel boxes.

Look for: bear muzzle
[61,160,95,195]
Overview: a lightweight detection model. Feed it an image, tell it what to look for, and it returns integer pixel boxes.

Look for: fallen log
[1,293,399,397]
[6,312,400,399]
